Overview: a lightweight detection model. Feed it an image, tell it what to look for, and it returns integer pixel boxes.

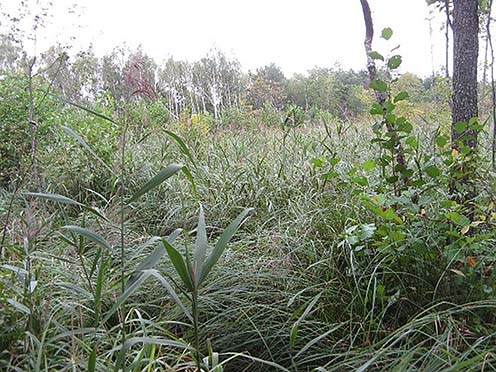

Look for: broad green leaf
[387,55,402,69]
[61,98,117,124]
[103,269,191,323]
[405,136,417,147]
[194,204,208,287]
[163,130,197,169]
[310,157,325,167]
[351,176,368,187]
[128,229,182,286]
[398,121,413,133]
[149,270,192,321]
[445,211,469,226]
[323,171,338,180]
[454,121,468,133]
[362,160,376,171]
[369,79,388,92]
[88,347,97,372]
[162,240,194,291]
[380,208,402,223]
[129,163,184,203]
[370,103,383,115]
[6,298,30,315]
[425,165,441,178]
[394,92,409,102]
[436,135,449,147]
[381,27,393,40]
[25,192,83,206]
[62,225,112,251]
[63,126,113,173]
[25,192,108,222]
[113,337,191,372]
[1,264,28,276]
[368,51,384,61]
[199,208,254,285]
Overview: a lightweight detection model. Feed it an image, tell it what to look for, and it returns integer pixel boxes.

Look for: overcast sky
[3,0,448,77]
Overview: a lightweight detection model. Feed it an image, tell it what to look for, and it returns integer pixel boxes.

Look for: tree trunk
[445,0,451,78]
[359,0,407,195]
[452,0,478,148]
[450,0,479,214]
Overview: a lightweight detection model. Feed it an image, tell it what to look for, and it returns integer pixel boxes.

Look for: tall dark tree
[450,0,479,213]
[451,0,479,147]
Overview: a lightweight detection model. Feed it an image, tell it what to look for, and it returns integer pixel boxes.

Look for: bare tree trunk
[482,18,490,116]
[451,0,479,147]
[359,0,406,195]
[445,0,452,77]
[450,0,479,214]
[428,17,438,110]
[487,0,496,170]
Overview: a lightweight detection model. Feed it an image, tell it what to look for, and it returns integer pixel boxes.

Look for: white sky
[2,0,448,77]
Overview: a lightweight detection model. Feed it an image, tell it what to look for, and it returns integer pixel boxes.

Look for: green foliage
[1,26,496,372]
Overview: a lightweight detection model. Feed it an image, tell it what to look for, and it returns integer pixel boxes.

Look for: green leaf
[380,208,401,223]
[25,192,108,221]
[387,55,402,69]
[129,163,184,203]
[25,192,83,206]
[181,166,198,199]
[199,208,253,285]
[362,160,376,171]
[289,323,298,349]
[88,347,97,372]
[454,121,468,133]
[322,171,338,180]
[294,323,343,359]
[394,92,409,102]
[128,230,182,287]
[351,176,368,187]
[436,135,449,147]
[61,98,117,124]
[94,254,106,323]
[162,130,197,169]
[162,240,194,291]
[369,80,388,92]
[425,165,441,178]
[62,225,112,251]
[368,51,384,61]
[381,27,393,40]
[370,103,383,115]
[310,157,325,167]
[445,211,469,226]
[405,136,417,147]
[6,298,30,315]
[193,204,208,287]
[103,269,191,323]
[398,121,413,133]
[149,270,192,321]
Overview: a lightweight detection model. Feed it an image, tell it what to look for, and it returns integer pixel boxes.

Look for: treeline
[0,36,460,124]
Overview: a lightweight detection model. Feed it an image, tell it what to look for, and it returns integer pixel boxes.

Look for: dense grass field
[1,100,496,371]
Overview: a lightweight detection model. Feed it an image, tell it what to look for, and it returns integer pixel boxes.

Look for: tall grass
[1,110,495,371]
